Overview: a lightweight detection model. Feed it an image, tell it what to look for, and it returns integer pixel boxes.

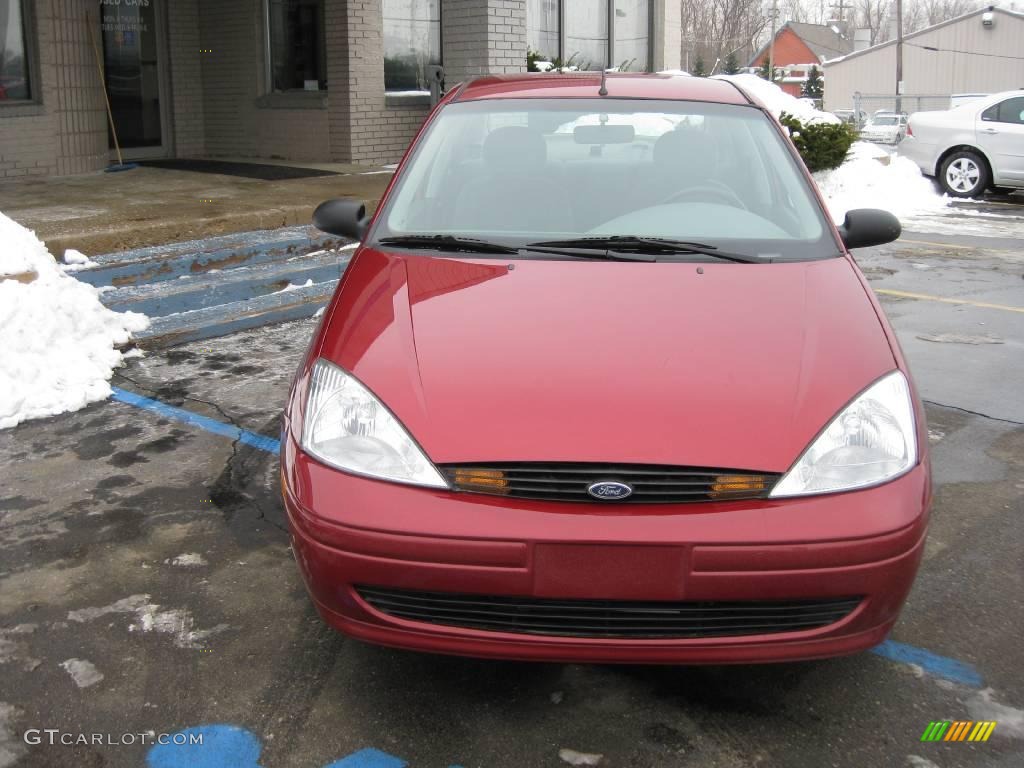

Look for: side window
[266,0,326,92]
[382,0,441,94]
[997,97,1024,125]
[981,104,999,122]
[0,0,35,102]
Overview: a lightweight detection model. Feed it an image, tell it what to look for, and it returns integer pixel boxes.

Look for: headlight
[770,370,917,498]
[301,359,447,488]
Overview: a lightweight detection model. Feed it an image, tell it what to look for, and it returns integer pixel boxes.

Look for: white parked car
[860,113,908,145]
[900,90,1024,197]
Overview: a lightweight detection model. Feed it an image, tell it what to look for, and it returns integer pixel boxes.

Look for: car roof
[986,90,1024,101]
[453,73,752,106]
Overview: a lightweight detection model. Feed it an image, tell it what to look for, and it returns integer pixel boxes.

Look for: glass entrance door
[100,0,169,157]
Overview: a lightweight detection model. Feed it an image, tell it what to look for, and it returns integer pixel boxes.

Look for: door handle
[982,128,998,134]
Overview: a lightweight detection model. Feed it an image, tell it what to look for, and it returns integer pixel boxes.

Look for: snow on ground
[0,212,148,430]
[712,73,839,124]
[274,278,314,294]
[814,144,951,224]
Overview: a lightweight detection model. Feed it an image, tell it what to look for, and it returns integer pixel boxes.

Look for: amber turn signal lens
[710,474,767,497]
[453,468,509,493]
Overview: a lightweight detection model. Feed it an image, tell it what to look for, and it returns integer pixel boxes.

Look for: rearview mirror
[573,124,635,144]
[837,208,901,250]
[313,198,370,241]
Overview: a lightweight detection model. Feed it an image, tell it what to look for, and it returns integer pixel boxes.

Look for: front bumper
[281,433,930,664]
[862,133,900,145]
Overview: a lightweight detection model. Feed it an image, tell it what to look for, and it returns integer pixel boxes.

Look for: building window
[527,0,559,62]
[566,0,608,71]
[383,0,441,93]
[0,0,32,101]
[527,0,650,71]
[267,0,326,91]
[613,0,649,71]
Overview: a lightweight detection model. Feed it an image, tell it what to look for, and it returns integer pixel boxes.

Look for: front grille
[357,586,861,639]
[440,462,779,503]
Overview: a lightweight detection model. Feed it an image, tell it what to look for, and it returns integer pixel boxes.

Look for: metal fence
[852,94,953,118]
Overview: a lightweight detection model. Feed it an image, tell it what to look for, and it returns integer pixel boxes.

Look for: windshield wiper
[527,236,762,264]
[376,235,520,255]
[521,244,659,262]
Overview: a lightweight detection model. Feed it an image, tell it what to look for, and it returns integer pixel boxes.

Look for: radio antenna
[598,68,608,97]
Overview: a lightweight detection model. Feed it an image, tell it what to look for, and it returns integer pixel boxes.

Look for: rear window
[374,98,838,261]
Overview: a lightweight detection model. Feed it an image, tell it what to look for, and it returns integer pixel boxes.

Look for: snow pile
[712,74,839,124]
[0,211,148,430]
[814,146,951,224]
[847,141,890,161]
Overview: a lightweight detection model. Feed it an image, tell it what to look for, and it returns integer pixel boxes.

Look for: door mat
[138,159,339,180]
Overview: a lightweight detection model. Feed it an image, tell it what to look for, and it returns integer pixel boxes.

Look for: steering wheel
[662,182,748,210]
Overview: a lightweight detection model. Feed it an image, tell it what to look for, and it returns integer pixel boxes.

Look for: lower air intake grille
[356,586,861,639]
[440,462,779,503]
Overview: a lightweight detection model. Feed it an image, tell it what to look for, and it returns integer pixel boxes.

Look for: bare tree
[680,0,768,72]
[854,0,892,44]
[723,0,983,71]
[916,0,982,28]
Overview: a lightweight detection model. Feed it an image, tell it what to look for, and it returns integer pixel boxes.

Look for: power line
[905,41,1024,60]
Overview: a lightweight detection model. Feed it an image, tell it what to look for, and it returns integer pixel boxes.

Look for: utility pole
[767,0,779,81]
[830,0,848,32]
[895,0,903,113]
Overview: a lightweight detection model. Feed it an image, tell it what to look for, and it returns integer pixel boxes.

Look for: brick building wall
[0,0,107,179]
[750,29,820,96]
[192,0,330,161]
[3,0,673,177]
[443,0,526,83]
[326,0,430,166]
[166,0,205,157]
[750,28,818,69]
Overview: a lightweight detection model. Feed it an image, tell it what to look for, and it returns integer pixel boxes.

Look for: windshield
[872,116,899,126]
[374,98,837,261]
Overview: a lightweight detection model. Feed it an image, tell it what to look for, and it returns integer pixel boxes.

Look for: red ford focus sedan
[281,73,930,664]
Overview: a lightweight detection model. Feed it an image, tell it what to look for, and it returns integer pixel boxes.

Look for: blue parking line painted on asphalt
[870,639,983,687]
[110,386,280,455]
[147,726,409,768]
[146,725,262,767]
[324,748,408,768]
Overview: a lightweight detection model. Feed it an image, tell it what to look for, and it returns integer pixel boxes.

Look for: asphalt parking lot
[2,227,1023,768]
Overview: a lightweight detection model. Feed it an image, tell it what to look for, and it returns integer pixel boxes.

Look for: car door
[977,97,1024,184]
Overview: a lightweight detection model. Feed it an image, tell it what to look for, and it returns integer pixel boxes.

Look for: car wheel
[940,151,989,198]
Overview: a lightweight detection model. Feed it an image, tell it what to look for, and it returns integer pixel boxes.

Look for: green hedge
[778,112,858,173]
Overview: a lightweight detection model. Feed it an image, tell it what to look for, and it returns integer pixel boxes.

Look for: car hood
[318,249,896,473]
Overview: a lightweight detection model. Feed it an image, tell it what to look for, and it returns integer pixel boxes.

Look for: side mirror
[837,208,901,250]
[312,198,370,241]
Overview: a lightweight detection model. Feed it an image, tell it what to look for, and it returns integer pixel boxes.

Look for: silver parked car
[860,113,908,145]
[900,91,1024,197]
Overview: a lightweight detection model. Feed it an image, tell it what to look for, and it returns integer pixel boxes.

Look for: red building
[749,22,853,97]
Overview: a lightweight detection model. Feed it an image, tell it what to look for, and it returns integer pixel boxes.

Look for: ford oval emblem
[587,481,633,500]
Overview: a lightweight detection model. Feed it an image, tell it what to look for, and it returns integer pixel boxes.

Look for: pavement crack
[112,370,247,431]
[111,370,288,534]
[923,399,1024,426]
